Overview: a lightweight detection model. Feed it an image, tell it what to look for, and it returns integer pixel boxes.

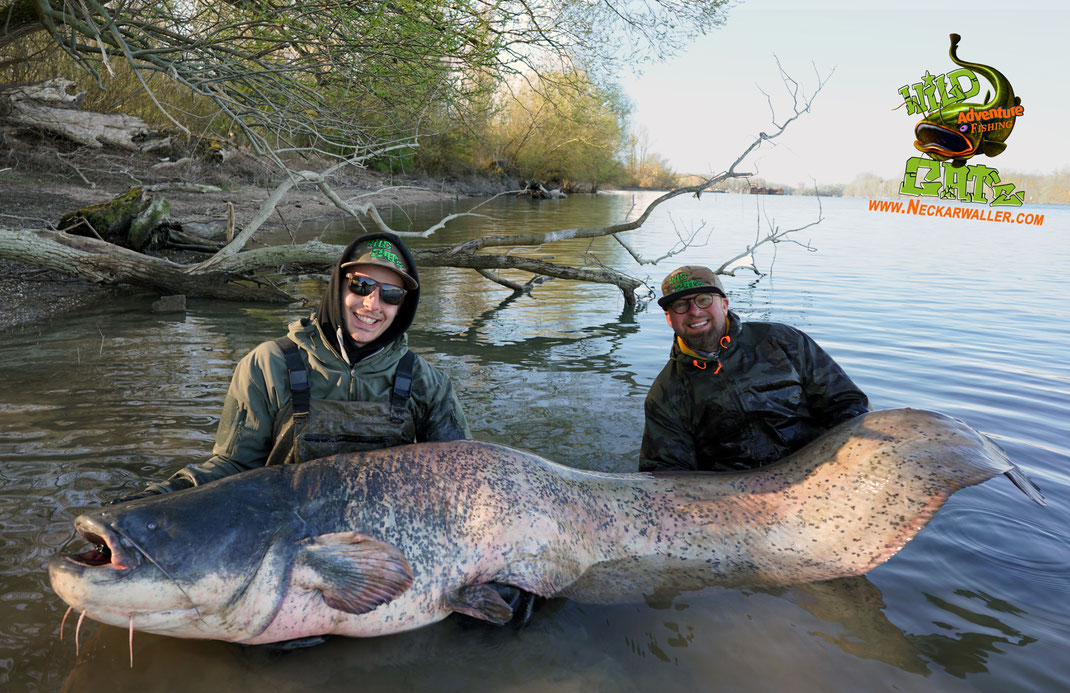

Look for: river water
[1,192,1067,692]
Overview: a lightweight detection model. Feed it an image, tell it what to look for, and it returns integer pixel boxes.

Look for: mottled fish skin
[49,408,1038,643]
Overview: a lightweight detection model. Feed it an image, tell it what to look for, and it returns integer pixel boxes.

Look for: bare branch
[613,213,711,266]
[715,190,822,277]
[474,268,549,293]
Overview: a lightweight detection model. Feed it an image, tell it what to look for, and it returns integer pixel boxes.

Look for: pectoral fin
[296,531,413,615]
[445,584,513,624]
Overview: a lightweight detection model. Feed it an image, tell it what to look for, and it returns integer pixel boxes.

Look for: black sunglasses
[346,275,407,305]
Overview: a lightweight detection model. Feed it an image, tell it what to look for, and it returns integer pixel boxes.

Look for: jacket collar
[288,316,407,371]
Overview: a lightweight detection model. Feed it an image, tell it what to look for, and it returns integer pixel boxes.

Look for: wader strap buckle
[390,351,416,424]
[275,336,311,422]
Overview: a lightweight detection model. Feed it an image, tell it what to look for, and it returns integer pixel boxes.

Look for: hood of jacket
[317,231,420,364]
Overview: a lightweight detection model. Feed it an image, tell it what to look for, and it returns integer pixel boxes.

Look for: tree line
[1,0,731,188]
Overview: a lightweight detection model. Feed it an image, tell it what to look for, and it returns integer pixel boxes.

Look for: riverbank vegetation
[1,0,713,190]
[2,0,836,313]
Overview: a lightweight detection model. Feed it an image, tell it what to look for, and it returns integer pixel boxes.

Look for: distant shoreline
[674,170,1069,205]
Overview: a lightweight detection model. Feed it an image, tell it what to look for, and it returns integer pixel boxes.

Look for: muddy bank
[0,142,509,331]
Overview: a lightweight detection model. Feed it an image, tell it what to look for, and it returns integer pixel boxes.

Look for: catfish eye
[959,125,969,132]
[147,521,158,531]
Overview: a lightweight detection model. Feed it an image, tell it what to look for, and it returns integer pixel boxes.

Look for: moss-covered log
[57,189,172,251]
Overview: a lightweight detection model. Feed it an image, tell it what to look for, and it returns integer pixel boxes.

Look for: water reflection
[776,578,930,675]
[61,607,641,693]
[909,591,1038,679]
[634,576,1040,682]
[411,295,641,374]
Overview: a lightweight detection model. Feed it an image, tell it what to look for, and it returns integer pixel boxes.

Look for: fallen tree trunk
[0,79,172,152]
[0,228,291,301]
[0,229,645,306]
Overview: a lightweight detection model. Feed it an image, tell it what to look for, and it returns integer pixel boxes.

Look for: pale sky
[622,0,1068,186]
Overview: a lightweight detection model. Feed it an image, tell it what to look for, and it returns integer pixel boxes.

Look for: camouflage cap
[657,265,725,309]
[340,237,418,289]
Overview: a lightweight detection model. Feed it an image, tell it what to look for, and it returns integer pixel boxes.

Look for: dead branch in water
[0,64,832,310]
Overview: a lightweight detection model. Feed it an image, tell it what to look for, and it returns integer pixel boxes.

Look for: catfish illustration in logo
[913,34,1021,168]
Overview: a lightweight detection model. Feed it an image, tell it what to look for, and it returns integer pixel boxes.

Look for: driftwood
[1,79,172,153]
[0,227,291,301]
[521,181,567,199]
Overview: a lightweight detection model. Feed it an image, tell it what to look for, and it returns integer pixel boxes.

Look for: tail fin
[1003,465,1046,506]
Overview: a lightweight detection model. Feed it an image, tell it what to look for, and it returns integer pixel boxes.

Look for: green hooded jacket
[149,231,470,491]
[639,310,868,472]
[163,316,470,487]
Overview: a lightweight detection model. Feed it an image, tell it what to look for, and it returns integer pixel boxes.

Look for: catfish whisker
[60,605,73,639]
[112,526,205,623]
[75,611,86,656]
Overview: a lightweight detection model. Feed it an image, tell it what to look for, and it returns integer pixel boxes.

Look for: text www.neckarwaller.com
[868,199,1044,226]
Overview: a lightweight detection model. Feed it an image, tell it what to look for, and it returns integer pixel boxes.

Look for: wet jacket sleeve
[639,378,697,472]
[791,329,869,428]
[161,347,280,489]
[413,361,471,442]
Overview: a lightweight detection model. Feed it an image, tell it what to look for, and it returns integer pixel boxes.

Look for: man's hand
[106,476,194,505]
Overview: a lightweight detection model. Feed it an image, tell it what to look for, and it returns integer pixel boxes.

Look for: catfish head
[49,470,304,641]
[913,33,1021,168]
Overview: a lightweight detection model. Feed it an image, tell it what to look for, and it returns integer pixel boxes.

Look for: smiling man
[117,232,470,492]
[640,265,869,472]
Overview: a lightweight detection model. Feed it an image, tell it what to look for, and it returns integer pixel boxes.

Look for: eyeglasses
[346,275,407,305]
[669,293,718,314]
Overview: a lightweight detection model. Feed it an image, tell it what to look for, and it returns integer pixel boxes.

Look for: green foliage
[369,148,418,176]
[1,0,730,167]
[621,128,679,189]
[484,71,630,188]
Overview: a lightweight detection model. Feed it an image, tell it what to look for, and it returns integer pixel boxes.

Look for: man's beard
[680,330,722,354]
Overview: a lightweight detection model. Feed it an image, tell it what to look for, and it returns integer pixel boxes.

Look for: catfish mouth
[914,121,975,158]
[62,516,140,572]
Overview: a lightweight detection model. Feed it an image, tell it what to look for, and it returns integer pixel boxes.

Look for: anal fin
[445,584,513,625]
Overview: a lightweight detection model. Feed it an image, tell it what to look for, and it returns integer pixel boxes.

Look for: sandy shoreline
[0,150,497,332]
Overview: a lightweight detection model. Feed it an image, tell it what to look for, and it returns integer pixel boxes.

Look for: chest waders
[264,336,417,466]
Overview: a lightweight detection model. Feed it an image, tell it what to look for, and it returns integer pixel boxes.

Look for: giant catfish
[50,408,1044,645]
